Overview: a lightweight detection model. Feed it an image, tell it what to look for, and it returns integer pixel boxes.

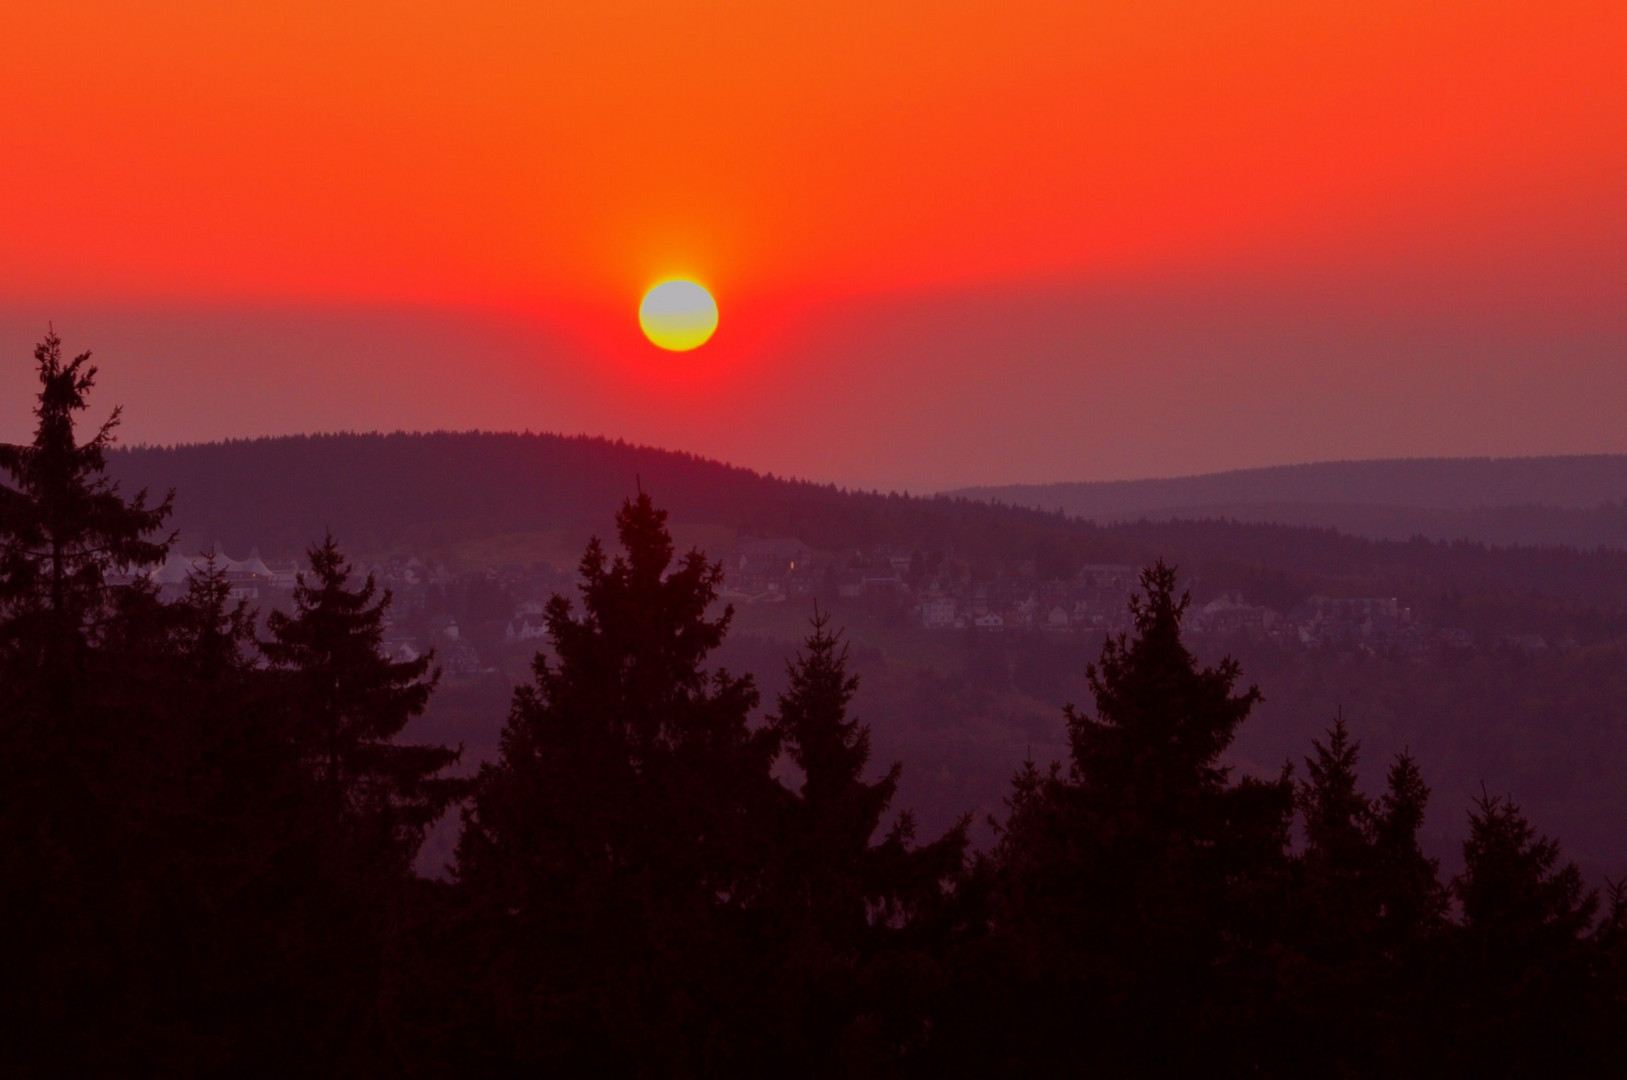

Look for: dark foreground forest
[5,334,1627,1076]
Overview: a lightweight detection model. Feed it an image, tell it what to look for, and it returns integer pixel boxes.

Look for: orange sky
[2,2,1625,485]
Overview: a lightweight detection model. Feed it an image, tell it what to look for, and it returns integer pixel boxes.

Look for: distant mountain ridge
[101,433,1627,617]
[107,431,852,559]
[103,430,1135,567]
[953,456,1627,548]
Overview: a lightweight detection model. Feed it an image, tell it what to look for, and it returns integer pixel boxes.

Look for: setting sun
[639,280,718,351]
[641,278,719,349]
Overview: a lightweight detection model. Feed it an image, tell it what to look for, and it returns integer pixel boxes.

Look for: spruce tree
[1300,717,1371,875]
[1457,791,1596,968]
[1286,717,1379,1071]
[171,552,259,680]
[0,330,172,700]
[263,534,462,863]
[766,611,967,1070]
[1059,563,1292,973]
[0,335,306,1070]
[257,535,462,1069]
[978,561,1293,1073]
[1371,751,1448,953]
[1285,722,1451,1073]
[0,333,180,1069]
[1451,790,1599,1073]
[456,492,780,1074]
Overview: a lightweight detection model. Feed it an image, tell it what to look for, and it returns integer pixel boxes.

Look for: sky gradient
[3,2,1624,486]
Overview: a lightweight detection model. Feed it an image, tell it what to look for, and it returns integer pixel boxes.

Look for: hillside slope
[108,431,1132,566]
[107,433,1627,616]
[955,455,1627,547]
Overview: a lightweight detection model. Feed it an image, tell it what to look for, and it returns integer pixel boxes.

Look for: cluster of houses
[1188,593,1479,653]
[916,573,1489,654]
[716,537,1493,655]
[912,565,1147,633]
[138,538,1528,673]
[147,548,298,601]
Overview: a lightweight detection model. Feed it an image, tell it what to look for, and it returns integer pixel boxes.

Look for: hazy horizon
[6,4,1625,489]
[7,268,1626,491]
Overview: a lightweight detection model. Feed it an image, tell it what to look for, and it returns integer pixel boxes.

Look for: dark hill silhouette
[1092,500,1627,549]
[107,433,1627,615]
[955,456,1627,547]
[108,431,1139,566]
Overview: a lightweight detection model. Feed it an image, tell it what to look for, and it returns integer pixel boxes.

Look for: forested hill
[956,455,1627,547]
[105,430,1136,566]
[108,432,1627,622]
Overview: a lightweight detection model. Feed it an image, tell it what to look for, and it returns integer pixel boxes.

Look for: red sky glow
[2,1,1624,486]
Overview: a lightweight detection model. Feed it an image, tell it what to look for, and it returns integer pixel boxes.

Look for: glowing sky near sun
[2,2,1625,485]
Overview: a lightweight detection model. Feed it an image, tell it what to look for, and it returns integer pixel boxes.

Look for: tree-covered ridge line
[954,454,1627,521]
[5,334,1626,1074]
[106,431,1627,638]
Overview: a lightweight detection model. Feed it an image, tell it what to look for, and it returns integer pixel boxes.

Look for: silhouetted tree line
[4,335,1626,1076]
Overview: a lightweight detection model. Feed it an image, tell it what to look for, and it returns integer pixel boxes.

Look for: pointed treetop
[775,608,870,807]
[1070,558,1260,796]
[0,331,173,671]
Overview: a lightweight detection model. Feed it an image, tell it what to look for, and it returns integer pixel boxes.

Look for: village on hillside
[715,538,1485,653]
[132,535,1538,685]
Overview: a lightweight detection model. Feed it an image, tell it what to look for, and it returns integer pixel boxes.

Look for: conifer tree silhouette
[457,491,779,1074]
[1300,716,1371,873]
[95,552,331,1072]
[264,534,462,863]
[0,330,172,700]
[11,330,1627,1072]
[978,560,1293,1073]
[172,552,259,680]
[1285,720,1450,1073]
[1373,751,1448,948]
[0,333,177,1066]
[765,610,968,1069]
[1458,791,1596,951]
[0,334,265,1070]
[259,535,462,1069]
[1452,790,1600,1073]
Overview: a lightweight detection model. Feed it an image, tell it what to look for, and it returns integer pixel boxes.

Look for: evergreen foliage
[264,535,462,864]
[0,334,464,1072]
[771,611,968,936]
[258,535,464,1069]
[1283,722,1450,1072]
[0,333,180,1068]
[0,330,172,695]
[455,492,779,1074]
[764,611,968,1072]
[964,561,1295,1073]
[1451,790,1601,1073]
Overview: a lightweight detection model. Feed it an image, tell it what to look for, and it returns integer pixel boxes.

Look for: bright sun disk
[639,280,718,351]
